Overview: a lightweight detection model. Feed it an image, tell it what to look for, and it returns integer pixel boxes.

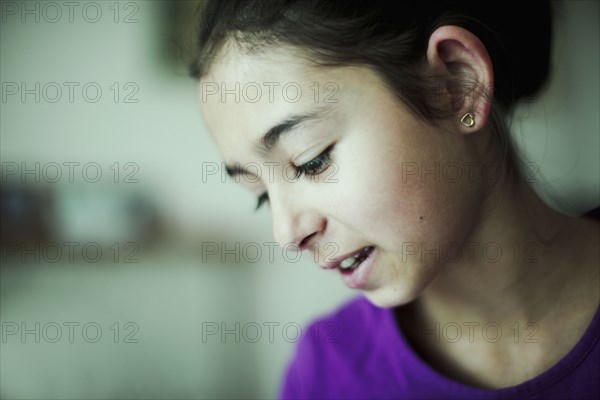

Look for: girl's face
[199,43,489,307]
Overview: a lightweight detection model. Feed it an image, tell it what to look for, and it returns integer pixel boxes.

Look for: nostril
[299,232,318,250]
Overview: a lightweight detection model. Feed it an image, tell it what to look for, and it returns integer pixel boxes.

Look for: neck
[393,133,600,389]
[416,171,587,326]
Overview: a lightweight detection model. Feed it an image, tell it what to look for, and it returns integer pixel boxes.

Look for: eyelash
[291,144,335,179]
[255,192,269,211]
[254,144,335,211]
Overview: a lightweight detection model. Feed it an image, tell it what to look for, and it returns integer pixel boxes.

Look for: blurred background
[0,0,598,399]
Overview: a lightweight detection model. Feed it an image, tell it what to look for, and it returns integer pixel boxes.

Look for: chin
[362,286,421,309]
[361,262,438,308]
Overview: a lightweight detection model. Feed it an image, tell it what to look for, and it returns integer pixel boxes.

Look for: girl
[190,1,599,398]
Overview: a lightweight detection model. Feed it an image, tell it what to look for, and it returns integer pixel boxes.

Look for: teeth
[340,258,359,269]
[338,246,374,270]
[340,256,358,269]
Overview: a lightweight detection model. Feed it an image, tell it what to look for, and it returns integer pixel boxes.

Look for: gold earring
[460,112,475,127]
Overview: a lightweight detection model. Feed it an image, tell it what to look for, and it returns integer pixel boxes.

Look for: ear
[426,25,494,133]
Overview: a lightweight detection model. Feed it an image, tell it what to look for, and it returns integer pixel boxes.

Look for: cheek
[336,134,480,254]
[329,145,430,244]
[383,166,482,255]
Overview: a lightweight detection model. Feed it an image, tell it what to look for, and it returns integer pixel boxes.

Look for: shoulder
[278,295,393,399]
[293,295,385,362]
[312,294,382,329]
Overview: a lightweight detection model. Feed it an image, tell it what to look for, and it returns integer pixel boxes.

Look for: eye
[254,144,335,212]
[255,192,269,212]
[291,144,335,180]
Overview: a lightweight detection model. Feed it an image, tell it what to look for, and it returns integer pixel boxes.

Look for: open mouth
[338,246,375,273]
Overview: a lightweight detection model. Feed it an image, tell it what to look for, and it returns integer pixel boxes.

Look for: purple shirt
[279,296,600,399]
[279,209,600,399]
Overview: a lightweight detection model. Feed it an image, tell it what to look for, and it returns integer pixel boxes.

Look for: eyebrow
[224,104,335,178]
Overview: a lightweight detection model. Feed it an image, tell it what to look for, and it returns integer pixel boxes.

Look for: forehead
[197,41,369,162]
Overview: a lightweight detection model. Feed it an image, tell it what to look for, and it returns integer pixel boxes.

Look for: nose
[269,188,326,251]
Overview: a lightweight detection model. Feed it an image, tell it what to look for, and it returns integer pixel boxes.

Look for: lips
[319,246,375,270]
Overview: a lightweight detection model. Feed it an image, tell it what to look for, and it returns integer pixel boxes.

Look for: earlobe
[426,25,494,132]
